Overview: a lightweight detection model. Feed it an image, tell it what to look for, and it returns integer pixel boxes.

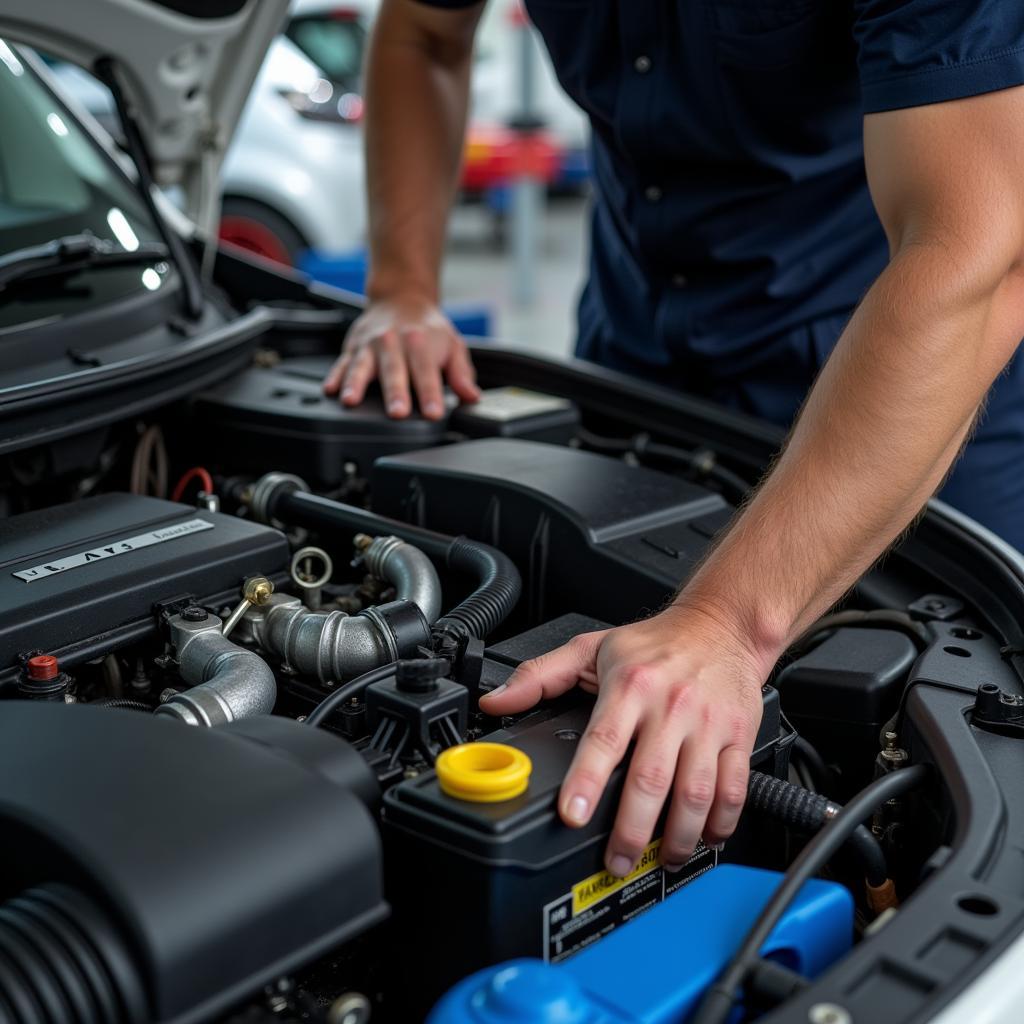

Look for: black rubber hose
[433,537,522,640]
[0,883,147,1024]
[92,700,152,712]
[692,764,930,1024]
[271,490,522,639]
[747,771,887,886]
[791,735,837,794]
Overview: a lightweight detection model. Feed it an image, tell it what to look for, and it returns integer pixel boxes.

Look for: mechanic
[323,1,1024,879]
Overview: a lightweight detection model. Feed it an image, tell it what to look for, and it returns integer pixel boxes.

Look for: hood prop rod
[93,56,205,323]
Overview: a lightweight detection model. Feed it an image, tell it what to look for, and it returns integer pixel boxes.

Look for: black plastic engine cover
[372,438,733,627]
[0,493,288,672]
[0,703,386,1024]
[191,355,449,485]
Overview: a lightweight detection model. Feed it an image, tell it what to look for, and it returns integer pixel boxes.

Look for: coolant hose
[747,770,888,887]
[261,483,522,640]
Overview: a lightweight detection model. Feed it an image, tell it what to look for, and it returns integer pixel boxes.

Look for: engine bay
[3,308,1024,1024]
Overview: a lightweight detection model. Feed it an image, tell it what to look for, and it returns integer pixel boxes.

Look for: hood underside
[0,0,289,221]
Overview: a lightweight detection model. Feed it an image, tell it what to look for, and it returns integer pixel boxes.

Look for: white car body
[47,27,366,259]
[220,34,366,255]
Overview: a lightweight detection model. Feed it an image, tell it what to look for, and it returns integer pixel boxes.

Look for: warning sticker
[542,839,717,963]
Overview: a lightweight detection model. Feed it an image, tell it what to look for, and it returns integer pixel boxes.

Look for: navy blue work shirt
[421,0,1024,418]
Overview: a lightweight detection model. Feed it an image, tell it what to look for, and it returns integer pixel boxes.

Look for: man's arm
[323,0,484,419]
[482,85,1024,876]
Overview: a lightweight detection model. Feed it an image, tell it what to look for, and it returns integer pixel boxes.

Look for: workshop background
[51,0,587,357]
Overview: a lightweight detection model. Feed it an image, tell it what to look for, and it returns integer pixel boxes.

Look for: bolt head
[181,606,208,622]
[328,992,371,1024]
[244,576,274,605]
[809,1004,851,1024]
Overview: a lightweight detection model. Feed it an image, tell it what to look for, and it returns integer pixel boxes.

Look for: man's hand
[479,604,770,876]
[323,295,480,419]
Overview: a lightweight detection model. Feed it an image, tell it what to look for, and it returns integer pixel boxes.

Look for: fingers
[405,328,446,420]
[479,631,607,717]
[445,341,481,404]
[558,683,639,832]
[323,352,349,395]
[660,731,722,869]
[340,347,376,407]
[702,744,751,846]
[606,715,684,876]
[376,330,412,417]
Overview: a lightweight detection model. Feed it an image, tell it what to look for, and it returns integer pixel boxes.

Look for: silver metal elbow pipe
[156,611,277,727]
[360,534,442,624]
[241,594,429,683]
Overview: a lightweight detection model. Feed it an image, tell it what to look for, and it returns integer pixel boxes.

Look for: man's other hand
[479,604,768,876]
[324,294,480,419]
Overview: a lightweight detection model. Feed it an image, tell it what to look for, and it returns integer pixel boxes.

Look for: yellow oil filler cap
[436,742,532,803]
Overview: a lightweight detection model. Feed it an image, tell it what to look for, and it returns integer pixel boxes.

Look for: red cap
[27,654,59,681]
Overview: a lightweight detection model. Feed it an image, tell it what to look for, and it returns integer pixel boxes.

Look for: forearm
[363,1,477,302]
[680,244,1024,668]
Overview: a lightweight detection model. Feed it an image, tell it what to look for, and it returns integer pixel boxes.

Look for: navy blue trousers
[578,311,1024,552]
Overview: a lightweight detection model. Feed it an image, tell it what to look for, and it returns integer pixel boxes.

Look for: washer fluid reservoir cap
[436,742,532,803]
[482,961,591,1023]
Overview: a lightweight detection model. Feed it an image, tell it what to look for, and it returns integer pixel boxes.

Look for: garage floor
[442,194,588,358]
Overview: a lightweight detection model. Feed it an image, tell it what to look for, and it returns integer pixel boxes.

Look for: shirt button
[671,273,688,288]
[644,185,663,202]
[634,55,652,73]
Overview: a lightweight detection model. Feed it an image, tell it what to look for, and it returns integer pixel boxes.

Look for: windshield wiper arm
[0,232,169,292]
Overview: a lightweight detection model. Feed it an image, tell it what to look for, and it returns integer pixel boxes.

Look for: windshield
[286,13,367,90]
[0,42,168,328]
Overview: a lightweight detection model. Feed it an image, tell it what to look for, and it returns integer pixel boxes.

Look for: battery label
[542,839,717,963]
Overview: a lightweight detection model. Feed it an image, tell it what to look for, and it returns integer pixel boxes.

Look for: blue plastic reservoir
[427,864,853,1024]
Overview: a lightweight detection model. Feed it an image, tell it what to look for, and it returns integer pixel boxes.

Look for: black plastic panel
[372,438,731,627]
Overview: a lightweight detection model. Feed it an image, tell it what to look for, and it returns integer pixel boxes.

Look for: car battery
[381,683,792,1017]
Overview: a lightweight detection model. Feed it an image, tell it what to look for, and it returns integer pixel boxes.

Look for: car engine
[2,334,1023,1024]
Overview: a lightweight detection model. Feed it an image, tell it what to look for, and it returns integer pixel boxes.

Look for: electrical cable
[574,426,752,503]
[171,467,214,503]
[791,735,837,795]
[305,662,398,728]
[790,609,931,656]
[691,763,930,1024]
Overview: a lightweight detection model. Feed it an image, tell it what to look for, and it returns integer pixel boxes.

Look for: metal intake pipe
[240,595,429,684]
[358,534,443,624]
[157,610,276,727]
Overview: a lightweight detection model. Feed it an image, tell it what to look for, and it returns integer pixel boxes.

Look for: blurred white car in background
[218,31,366,264]
[49,0,586,267]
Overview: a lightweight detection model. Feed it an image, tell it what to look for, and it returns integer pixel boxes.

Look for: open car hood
[0,0,289,221]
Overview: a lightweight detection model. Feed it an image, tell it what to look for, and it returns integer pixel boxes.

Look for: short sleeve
[854,0,1024,114]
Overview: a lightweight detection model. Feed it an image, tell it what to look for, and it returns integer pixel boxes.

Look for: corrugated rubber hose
[747,770,888,887]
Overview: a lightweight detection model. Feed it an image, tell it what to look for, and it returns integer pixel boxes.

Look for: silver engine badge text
[13,519,214,582]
